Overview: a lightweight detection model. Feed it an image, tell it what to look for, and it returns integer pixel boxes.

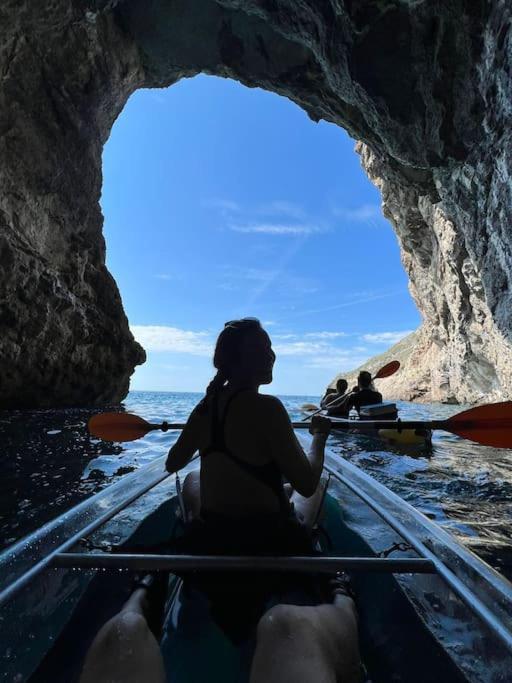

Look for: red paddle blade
[374,360,400,379]
[447,401,512,448]
[88,413,152,442]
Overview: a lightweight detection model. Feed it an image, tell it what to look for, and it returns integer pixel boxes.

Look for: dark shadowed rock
[0,0,510,406]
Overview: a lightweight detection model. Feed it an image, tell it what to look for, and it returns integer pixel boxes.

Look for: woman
[165,318,330,539]
[80,319,361,682]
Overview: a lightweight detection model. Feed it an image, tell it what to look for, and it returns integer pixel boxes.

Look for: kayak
[326,414,433,449]
[318,403,433,449]
[1,438,511,682]
[302,403,432,449]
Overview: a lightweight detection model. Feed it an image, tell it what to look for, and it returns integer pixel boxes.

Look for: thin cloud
[154,274,173,281]
[131,325,213,355]
[305,353,370,370]
[219,264,319,299]
[304,331,348,339]
[333,203,384,227]
[274,341,331,356]
[290,290,400,318]
[229,223,324,236]
[273,340,367,369]
[131,324,372,375]
[362,330,414,344]
[207,198,328,237]
[257,201,306,220]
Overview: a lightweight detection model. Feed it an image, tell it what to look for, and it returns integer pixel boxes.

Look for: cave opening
[101,74,420,397]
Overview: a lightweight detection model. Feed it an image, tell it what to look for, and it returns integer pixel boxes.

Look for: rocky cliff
[1,1,511,407]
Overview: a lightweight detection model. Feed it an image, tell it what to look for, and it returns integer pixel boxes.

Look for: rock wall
[1,1,511,407]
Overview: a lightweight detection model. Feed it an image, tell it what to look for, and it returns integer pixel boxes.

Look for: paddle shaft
[304,393,346,420]
[89,400,512,448]
[296,419,443,430]
[147,419,450,431]
[303,419,442,431]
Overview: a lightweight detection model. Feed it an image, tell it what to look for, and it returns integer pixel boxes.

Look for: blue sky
[101,75,421,396]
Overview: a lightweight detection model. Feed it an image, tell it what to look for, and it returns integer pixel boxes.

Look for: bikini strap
[202,389,247,457]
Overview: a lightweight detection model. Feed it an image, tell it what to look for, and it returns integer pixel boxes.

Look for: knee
[183,470,200,496]
[80,612,161,683]
[256,604,312,641]
[102,612,150,650]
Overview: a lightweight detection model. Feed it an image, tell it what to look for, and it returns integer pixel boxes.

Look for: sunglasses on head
[224,317,262,329]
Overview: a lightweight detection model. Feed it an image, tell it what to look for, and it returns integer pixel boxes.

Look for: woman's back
[165,318,326,523]
[192,389,291,518]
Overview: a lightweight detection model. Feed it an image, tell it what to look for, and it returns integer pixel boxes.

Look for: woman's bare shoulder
[254,393,288,416]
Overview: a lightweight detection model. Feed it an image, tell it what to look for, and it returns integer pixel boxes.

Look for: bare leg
[182,470,201,522]
[250,595,360,683]
[79,585,166,683]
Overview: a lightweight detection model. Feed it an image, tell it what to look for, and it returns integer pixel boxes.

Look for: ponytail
[197,369,226,414]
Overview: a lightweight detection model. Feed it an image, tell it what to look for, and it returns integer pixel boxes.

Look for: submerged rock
[1,1,511,406]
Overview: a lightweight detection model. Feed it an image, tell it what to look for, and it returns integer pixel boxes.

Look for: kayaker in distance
[321,378,348,408]
[322,378,349,416]
[336,370,383,417]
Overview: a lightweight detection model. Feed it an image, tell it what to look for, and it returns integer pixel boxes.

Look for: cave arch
[1,0,511,407]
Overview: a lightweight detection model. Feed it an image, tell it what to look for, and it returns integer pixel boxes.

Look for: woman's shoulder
[253,392,288,416]
[188,399,209,421]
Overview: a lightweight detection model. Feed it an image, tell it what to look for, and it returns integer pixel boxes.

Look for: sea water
[0,390,511,580]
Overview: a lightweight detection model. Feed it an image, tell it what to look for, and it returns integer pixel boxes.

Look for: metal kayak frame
[1,436,511,659]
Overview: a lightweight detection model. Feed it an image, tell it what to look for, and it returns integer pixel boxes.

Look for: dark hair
[198,318,263,412]
[358,370,372,388]
[336,378,348,393]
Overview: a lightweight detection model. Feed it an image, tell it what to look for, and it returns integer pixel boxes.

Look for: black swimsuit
[200,389,291,519]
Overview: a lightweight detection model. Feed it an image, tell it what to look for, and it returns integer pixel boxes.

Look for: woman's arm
[165,411,200,474]
[320,390,336,408]
[265,397,330,497]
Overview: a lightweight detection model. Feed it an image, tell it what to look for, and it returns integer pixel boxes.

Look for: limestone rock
[1,1,511,406]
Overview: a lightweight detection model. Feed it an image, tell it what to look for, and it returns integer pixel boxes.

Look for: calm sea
[1,390,511,580]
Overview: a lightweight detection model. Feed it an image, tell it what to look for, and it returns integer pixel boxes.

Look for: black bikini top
[201,389,290,512]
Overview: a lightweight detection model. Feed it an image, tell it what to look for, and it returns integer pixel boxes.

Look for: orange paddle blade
[88,413,153,442]
[446,401,512,448]
[374,360,400,379]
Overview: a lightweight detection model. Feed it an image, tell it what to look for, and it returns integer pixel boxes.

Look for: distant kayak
[327,414,433,448]
[319,403,433,449]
